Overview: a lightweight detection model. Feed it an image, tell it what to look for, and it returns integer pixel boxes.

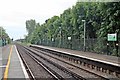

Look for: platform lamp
[59,27,61,48]
[82,20,86,51]
[0,27,2,38]
[0,27,2,46]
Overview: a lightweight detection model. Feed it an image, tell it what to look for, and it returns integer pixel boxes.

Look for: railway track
[16,44,110,80]
[17,44,85,80]
[27,47,108,79]
[17,45,62,80]
[29,47,109,79]
[30,45,120,79]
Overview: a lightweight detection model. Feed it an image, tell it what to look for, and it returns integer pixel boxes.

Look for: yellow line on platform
[3,45,13,80]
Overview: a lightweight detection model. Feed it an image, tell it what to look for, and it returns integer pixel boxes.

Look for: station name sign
[107,33,117,41]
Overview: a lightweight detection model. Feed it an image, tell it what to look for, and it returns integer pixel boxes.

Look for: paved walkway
[0,45,11,79]
[1,45,28,79]
[0,47,2,79]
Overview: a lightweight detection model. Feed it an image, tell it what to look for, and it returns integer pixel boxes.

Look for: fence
[37,37,120,57]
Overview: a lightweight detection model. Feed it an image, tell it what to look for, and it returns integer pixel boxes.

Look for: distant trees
[25,2,120,56]
[25,19,37,43]
[0,26,10,44]
[26,19,36,35]
[0,26,9,38]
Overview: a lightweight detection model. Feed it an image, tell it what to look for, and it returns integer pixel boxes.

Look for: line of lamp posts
[57,20,86,51]
[59,20,119,56]
[40,19,119,56]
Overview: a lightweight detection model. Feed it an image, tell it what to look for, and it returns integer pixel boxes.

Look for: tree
[25,2,120,56]
[26,19,36,35]
[0,26,10,44]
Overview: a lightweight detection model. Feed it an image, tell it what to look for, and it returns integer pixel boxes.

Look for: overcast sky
[0,0,77,40]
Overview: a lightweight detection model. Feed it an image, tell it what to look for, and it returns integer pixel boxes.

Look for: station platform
[1,45,28,79]
[32,45,120,67]
[0,46,2,79]
[0,45,10,79]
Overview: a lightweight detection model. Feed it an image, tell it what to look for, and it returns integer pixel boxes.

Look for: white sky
[0,0,77,40]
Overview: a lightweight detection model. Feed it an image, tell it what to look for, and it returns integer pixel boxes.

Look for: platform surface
[0,47,2,79]
[32,45,120,67]
[0,45,28,79]
[0,45,10,79]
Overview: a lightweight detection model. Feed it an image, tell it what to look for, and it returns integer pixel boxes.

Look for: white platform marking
[14,45,29,78]
[0,65,7,68]
[33,45,120,67]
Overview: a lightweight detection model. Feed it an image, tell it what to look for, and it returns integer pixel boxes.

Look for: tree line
[0,26,11,45]
[25,2,120,56]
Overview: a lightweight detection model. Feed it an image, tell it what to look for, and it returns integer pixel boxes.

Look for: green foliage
[26,19,36,35]
[25,2,120,57]
[0,26,10,44]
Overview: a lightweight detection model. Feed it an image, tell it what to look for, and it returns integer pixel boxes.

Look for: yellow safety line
[3,45,13,80]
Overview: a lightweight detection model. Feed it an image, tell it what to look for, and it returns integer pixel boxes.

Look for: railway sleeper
[30,45,120,78]
[26,47,85,79]
[64,56,120,77]
[53,53,117,77]
[46,47,119,78]
[60,56,120,78]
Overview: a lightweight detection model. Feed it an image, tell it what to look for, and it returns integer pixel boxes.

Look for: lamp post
[82,20,86,51]
[0,27,2,38]
[0,27,2,46]
[59,27,61,47]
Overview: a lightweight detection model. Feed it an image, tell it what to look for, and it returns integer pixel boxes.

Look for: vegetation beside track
[24,2,120,56]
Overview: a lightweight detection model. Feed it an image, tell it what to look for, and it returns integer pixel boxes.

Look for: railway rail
[15,44,116,80]
[17,44,87,80]
[17,45,60,80]
[30,45,120,79]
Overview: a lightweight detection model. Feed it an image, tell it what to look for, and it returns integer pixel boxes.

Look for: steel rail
[30,47,108,80]
[30,45,120,78]
[17,45,64,80]
[17,45,35,80]
[22,45,92,80]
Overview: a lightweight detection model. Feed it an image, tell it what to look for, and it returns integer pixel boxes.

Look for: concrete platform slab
[0,47,2,79]
[0,45,10,79]
[3,45,28,79]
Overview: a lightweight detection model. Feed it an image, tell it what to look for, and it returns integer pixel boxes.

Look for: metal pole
[107,42,109,55]
[82,20,86,51]
[60,28,61,48]
[0,27,2,46]
[84,21,86,51]
[116,33,118,56]
[116,43,118,57]
[59,27,61,48]
[0,27,2,38]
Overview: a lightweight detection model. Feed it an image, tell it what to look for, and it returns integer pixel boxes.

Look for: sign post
[107,33,118,56]
[108,33,117,41]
